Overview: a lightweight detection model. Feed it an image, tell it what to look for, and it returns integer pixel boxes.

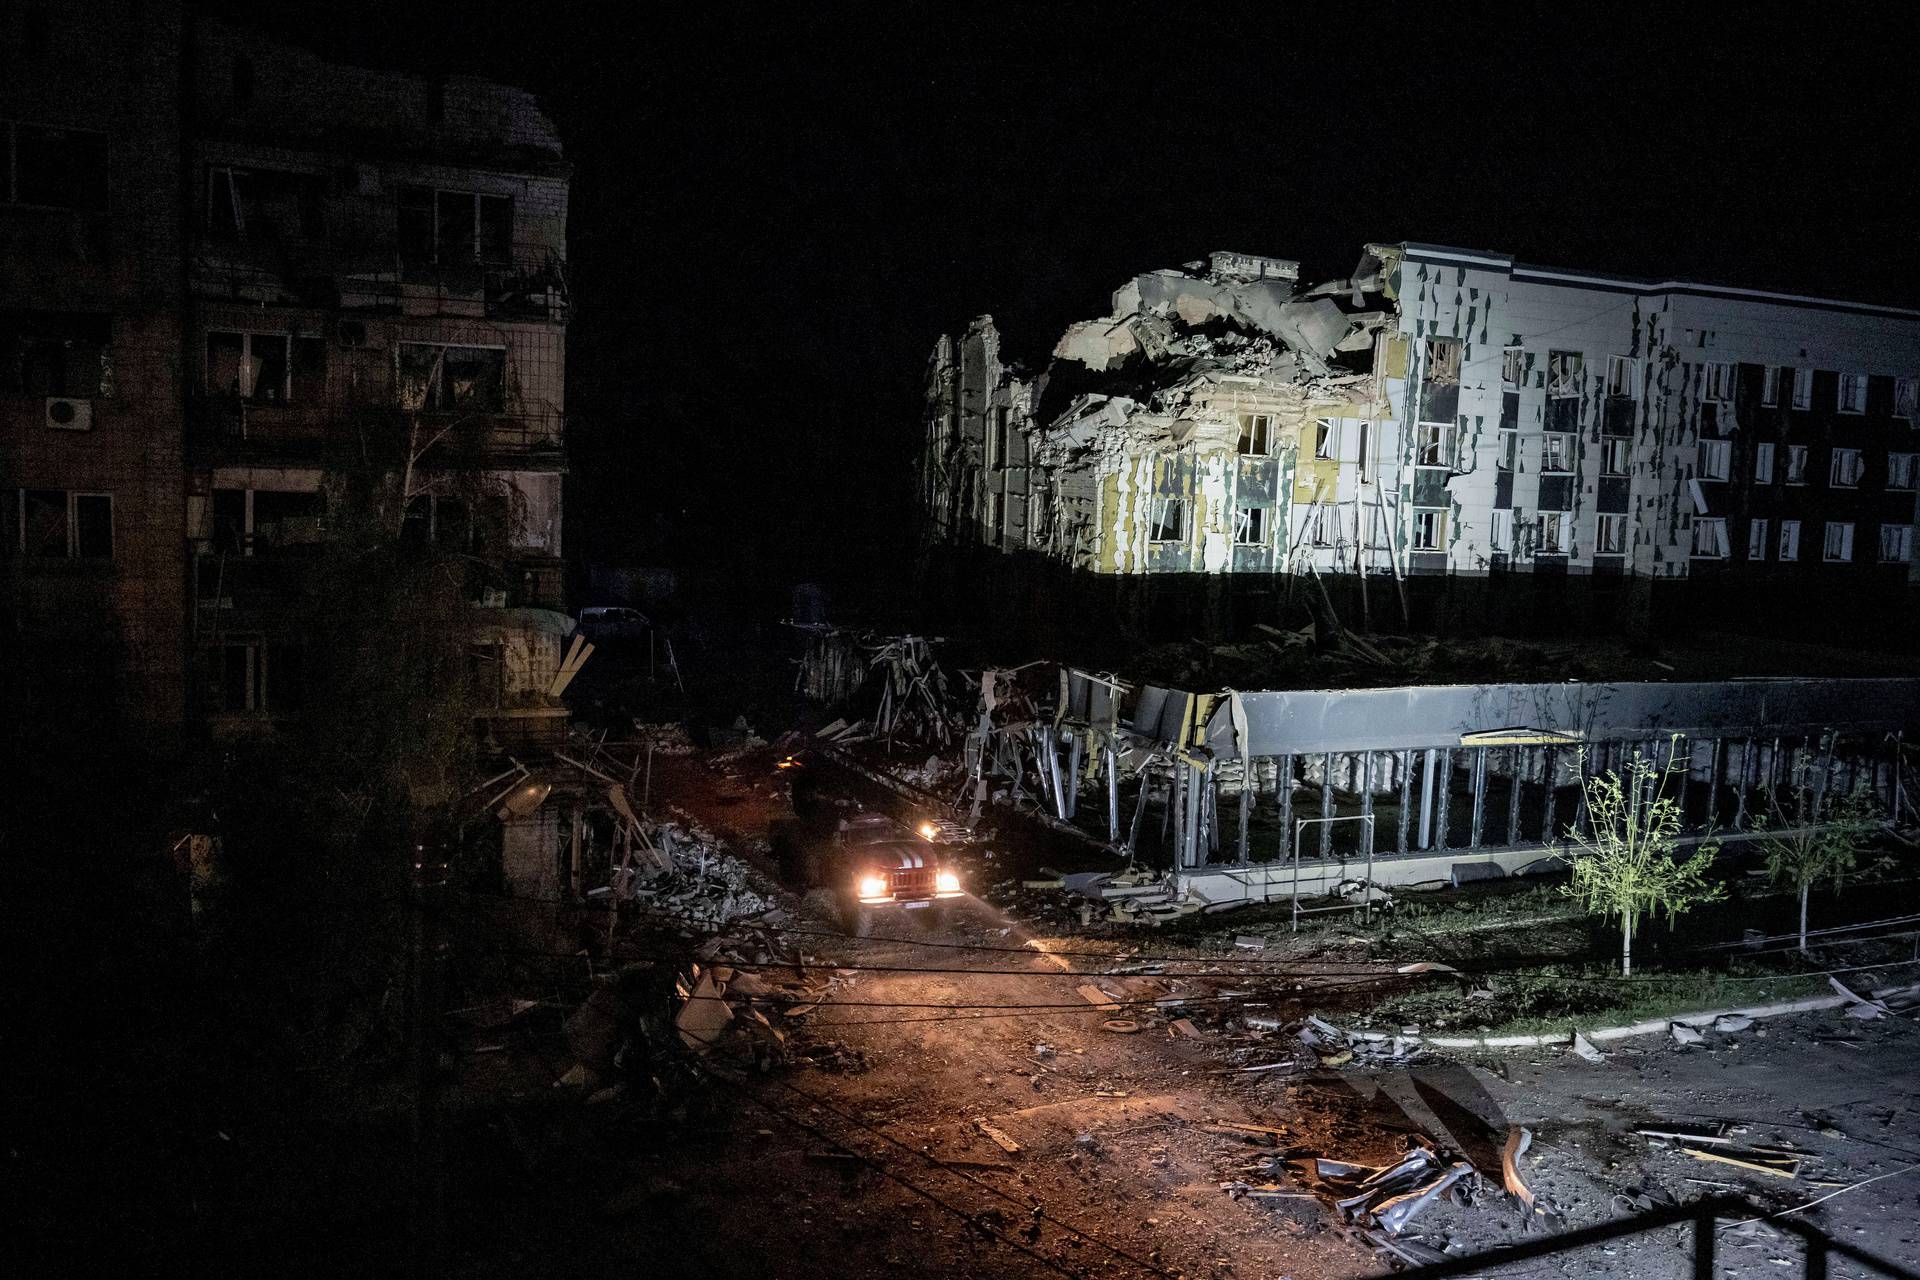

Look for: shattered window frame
[1791,368,1813,410]
[395,342,508,414]
[1829,447,1863,488]
[1422,337,1462,388]
[1897,376,1919,422]
[1541,432,1574,475]
[1779,519,1802,562]
[1601,437,1630,477]
[1596,512,1628,556]
[1501,345,1524,389]
[1312,418,1336,460]
[398,183,515,265]
[1761,366,1781,407]
[1237,413,1275,458]
[1147,496,1188,544]
[1697,439,1732,482]
[1888,452,1919,491]
[9,487,110,559]
[1605,355,1638,400]
[1755,442,1776,484]
[1824,521,1855,562]
[1489,508,1512,555]
[204,330,294,403]
[1747,517,1769,561]
[1690,516,1730,559]
[1232,504,1268,547]
[1414,422,1455,470]
[1702,361,1736,404]
[1785,444,1809,485]
[1496,427,1517,472]
[1410,507,1447,552]
[1546,350,1584,398]
[1538,510,1570,556]
[1881,524,1914,563]
[1837,372,1868,415]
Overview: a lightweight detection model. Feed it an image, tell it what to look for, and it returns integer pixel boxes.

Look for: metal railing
[189,238,568,321]
[1389,1196,1918,1280]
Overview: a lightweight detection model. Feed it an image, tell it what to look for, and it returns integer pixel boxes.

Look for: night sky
[206,1,1920,600]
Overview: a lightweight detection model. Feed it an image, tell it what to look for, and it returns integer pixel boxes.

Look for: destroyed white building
[922,246,1920,634]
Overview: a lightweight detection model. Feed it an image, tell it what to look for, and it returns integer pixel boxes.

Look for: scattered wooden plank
[975,1120,1023,1154]
[1076,983,1121,1012]
[1683,1145,1800,1179]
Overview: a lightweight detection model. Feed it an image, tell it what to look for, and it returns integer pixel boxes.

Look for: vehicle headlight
[858,875,890,899]
[936,870,961,894]
[918,821,938,840]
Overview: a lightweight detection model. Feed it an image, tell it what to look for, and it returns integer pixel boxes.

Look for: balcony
[190,238,568,323]
[188,397,565,470]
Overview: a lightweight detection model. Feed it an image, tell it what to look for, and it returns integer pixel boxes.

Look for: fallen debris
[975,1120,1023,1154]
[1501,1126,1534,1210]
[1570,1031,1606,1063]
[1292,1141,1477,1237]
[1683,1145,1801,1179]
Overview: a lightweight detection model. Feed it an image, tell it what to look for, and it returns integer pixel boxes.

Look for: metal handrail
[1385,1195,1918,1280]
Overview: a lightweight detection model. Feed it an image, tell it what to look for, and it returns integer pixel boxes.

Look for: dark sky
[207,1,1920,597]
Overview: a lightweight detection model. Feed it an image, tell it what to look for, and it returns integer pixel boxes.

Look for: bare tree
[1753,742,1881,954]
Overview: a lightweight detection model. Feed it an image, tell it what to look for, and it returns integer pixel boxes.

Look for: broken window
[991,407,1011,467]
[399,184,513,263]
[396,343,506,412]
[1597,512,1628,556]
[1830,447,1863,488]
[1697,439,1732,481]
[1824,521,1855,562]
[0,311,111,397]
[1785,445,1809,484]
[1542,433,1574,474]
[1546,350,1583,398]
[1232,505,1268,546]
[1423,338,1462,388]
[1888,453,1919,490]
[1148,497,1187,543]
[1779,519,1802,562]
[1690,517,1729,559]
[4,120,109,211]
[205,331,292,402]
[1606,355,1637,399]
[1501,345,1524,388]
[1356,421,1372,484]
[1747,518,1769,561]
[250,489,325,553]
[1761,366,1781,407]
[1497,428,1516,472]
[1791,368,1813,410]
[1881,524,1914,562]
[1305,505,1335,546]
[1410,508,1447,552]
[1414,423,1454,469]
[9,488,108,559]
[1237,413,1274,457]
[1754,442,1775,484]
[1897,376,1919,421]
[1313,418,1336,460]
[1837,372,1869,415]
[1702,362,1736,403]
[1489,508,1513,555]
[1537,510,1569,555]
[206,166,325,242]
[1601,437,1630,477]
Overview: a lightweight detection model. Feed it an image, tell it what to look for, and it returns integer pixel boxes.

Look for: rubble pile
[624,819,777,928]
[800,631,965,750]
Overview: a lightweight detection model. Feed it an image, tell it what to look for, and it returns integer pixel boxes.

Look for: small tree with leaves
[1562,736,1725,975]
[1753,742,1882,954]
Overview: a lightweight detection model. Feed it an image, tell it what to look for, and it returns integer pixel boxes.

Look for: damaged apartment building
[3,2,572,741]
[921,246,1920,639]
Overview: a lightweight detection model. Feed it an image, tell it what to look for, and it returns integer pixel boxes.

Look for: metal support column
[1319,752,1335,858]
[1277,754,1294,865]
[1469,746,1488,848]
[1434,748,1452,852]
[1734,735,1753,829]
[1542,747,1559,845]
[1508,747,1525,844]
[1706,738,1724,828]
[1397,749,1413,853]
[1238,756,1252,865]
[1418,748,1437,850]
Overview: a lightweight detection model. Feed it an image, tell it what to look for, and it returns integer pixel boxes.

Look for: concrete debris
[1830,976,1892,1020]
[626,820,776,926]
[1670,1022,1706,1046]
[1570,1031,1607,1063]
[632,720,697,756]
[1714,1014,1755,1033]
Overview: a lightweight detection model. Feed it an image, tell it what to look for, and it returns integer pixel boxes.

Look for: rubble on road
[623,819,778,927]
[632,720,697,756]
[1290,1140,1477,1235]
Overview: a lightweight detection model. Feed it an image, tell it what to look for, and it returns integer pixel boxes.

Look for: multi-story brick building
[2,2,571,735]
[922,245,1920,638]
[2,1,189,729]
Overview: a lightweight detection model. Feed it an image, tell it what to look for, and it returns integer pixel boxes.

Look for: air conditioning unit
[46,397,92,431]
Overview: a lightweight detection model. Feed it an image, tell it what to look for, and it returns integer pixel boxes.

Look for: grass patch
[1358,964,1835,1039]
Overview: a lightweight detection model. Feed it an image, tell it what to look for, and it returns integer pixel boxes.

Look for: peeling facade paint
[922,243,1920,605]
